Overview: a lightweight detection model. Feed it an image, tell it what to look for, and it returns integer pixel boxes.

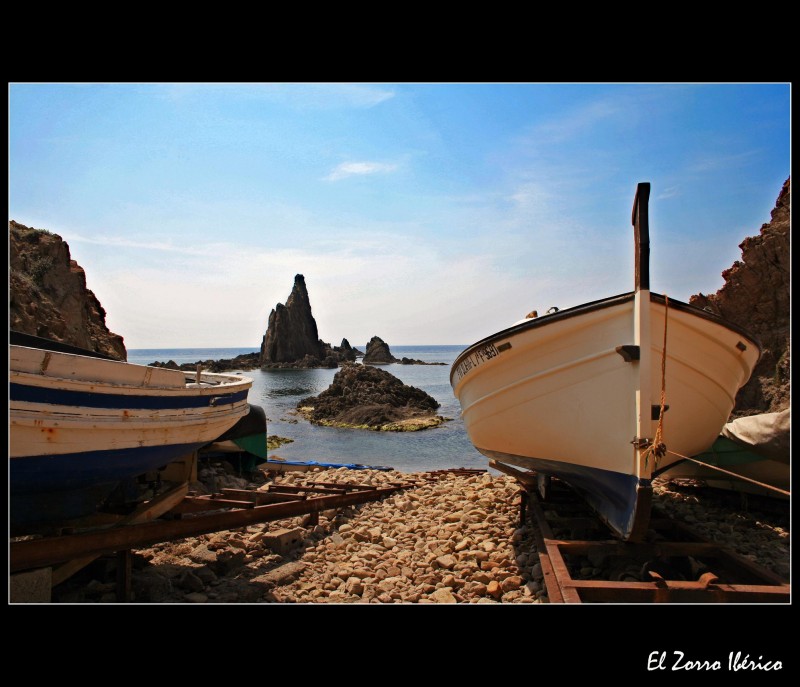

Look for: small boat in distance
[451,183,761,541]
[10,334,254,533]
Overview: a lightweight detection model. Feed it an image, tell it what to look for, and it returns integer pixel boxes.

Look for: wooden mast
[630,182,654,540]
[633,182,651,292]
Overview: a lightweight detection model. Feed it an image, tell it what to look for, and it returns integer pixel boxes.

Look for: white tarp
[722,408,791,464]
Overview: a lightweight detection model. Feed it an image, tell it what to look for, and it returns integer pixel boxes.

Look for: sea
[126,345,488,474]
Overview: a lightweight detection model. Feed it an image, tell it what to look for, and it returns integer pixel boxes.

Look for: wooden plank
[12,484,407,571]
[50,482,189,586]
[307,482,378,491]
[159,451,198,483]
[554,540,721,557]
[488,459,537,487]
[537,549,564,604]
[545,540,581,603]
[267,484,349,495]
[116,550,132,602]
[713,547,790,585]
[180,496,256,509]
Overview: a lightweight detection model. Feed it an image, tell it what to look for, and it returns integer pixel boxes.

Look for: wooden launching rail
[10,479,415,574]
[422,468,488,480]
[493,461,790,603]
[10,467,482,580]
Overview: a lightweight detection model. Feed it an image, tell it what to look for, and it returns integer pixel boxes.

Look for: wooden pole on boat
[633,182,650,291]
[632,182,653,481]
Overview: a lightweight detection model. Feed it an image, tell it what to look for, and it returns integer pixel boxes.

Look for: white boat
[10,336,253,532]
[451,183,761,541]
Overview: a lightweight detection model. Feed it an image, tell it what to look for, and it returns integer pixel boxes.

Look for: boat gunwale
[450,291,762,385]
[10,345,253,395]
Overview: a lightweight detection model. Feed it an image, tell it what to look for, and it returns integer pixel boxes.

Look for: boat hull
[451,292,760,540]
[10,345,253,531]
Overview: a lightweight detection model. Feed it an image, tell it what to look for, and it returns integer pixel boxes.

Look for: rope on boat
[665,449,791,497]
[645,294,669,470]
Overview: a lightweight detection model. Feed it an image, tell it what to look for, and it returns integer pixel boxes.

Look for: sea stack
[362,335,398,364]
[260,274,325,366]
[338,338,357,362]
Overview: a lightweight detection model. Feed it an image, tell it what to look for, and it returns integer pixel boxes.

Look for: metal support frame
[520,472,789,604]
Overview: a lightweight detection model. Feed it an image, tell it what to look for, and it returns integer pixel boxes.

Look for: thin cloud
[158,83,395,109]
[525,98,622,145]
[688,149,761,173]
[68,233,183,252]
[324,161,399,182]
[507,182,551,209]
[657,186,680,200]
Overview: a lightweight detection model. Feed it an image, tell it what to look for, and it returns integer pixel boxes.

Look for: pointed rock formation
[260,274,326,366]
[362,335,398,364]
[9,220,127,360]
[690,177,790,415]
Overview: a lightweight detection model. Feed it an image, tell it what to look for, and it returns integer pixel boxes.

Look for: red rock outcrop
[9,220,127,360]
[689,178,790,415]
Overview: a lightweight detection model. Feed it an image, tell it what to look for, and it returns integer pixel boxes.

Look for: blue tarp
[264,459,393,471]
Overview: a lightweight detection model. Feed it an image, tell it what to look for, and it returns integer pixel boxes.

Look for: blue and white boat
[450,183,761,541]
[10,337,253,533]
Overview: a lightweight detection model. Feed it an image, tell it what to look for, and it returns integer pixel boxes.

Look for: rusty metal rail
[423,468,487,479]
[10,480,413,573]
[520,475,789,604]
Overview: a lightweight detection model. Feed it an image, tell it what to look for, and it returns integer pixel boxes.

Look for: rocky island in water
[297,363,447,431]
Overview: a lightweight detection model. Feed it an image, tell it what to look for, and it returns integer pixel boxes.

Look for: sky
[8,83,791,349]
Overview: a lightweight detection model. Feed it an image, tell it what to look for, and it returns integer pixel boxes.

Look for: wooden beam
[12,484,408,572]
[632,182,651,291]
[50,482,189,586]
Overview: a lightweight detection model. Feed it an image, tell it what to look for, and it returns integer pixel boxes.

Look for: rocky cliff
[689,178,790,416]
[9,220,127,360]
[259,274,326,366]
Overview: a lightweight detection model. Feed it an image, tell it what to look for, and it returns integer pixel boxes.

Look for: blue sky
[8,83,790,349]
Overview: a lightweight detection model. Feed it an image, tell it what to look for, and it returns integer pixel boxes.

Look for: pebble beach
[51,464,789,604]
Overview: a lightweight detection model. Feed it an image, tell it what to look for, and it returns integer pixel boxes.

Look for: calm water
[127,346,487,473]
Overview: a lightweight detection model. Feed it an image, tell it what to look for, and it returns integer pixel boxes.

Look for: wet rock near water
[267,435,294,450]
[399,357,447,366]
[149,352,261,372]
[296,363,446,431]
[362,336,397,364]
